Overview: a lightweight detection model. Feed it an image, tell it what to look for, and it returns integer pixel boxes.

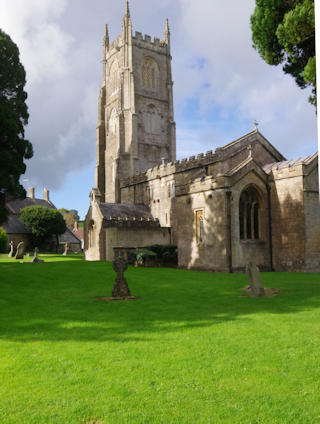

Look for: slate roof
[2,197,80,246]
[1,215,30,234]
[6,198,55,215]
[59,228,82,244]
[99,203,154,220]
[263,153,317,174]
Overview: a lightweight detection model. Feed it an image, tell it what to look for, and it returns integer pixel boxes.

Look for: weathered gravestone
[31,247,44,263]
[246,262,265,297]
[14,241,25,260]
[62,243,69,256]
[112,256,131,298]
[8,241,14,258]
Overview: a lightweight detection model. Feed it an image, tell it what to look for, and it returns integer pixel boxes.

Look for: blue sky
[1,0,317,218]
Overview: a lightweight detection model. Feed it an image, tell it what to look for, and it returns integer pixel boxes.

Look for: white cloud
[174,0,317,158]
[1,0,72,83]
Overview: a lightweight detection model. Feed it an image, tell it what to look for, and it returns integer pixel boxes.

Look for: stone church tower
[95,1,176,203]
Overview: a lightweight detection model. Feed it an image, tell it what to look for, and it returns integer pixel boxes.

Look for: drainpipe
[267,184,274,272]
[226,191,233,273]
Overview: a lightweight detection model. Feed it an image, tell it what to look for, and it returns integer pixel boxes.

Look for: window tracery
[239,186,260,240]
[142,57,158,90]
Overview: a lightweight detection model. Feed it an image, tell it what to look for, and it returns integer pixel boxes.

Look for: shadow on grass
[0,260,320,343]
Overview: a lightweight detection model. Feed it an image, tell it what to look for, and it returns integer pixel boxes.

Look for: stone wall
[84,196,105,261]
[118,131,287,271]
[105,226,171,261]
[172,189,229,271]
[269,165,306,271]
[304,165,320,271]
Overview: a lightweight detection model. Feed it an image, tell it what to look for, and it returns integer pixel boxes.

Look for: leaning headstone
[8,241,14,258]
[62,243,69,256]
[31,247,44,263]
[246,262,265,297]
[111,256,131,298]
[14,241,25,260]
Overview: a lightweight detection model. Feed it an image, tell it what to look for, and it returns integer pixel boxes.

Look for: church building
[84,2,320,272]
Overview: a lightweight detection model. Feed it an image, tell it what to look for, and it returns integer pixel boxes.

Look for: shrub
[0,227,8,253]
[145,245,178,265]
[134,249,157,266]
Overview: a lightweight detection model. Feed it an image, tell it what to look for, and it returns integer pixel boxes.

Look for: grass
[0,254,320,423]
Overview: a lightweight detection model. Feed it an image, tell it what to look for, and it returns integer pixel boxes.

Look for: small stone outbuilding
[1,188,81,253]
[85,191,170,261]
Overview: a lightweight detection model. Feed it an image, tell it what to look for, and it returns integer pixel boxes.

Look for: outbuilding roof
[6,198,55,215]
[1,215,30,234]
[59,228,82,244]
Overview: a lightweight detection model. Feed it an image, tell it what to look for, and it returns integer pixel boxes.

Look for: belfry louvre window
[195,210,204,243]
[142,57,158,89]
[239,186,260,240]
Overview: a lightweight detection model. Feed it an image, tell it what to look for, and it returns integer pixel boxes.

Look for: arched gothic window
[142,57,158,90]
[239,186,260,240]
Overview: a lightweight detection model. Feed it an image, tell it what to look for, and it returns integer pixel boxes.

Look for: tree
[0,227,8,253]
[58,208,80,229]
[20,206,66,248]
[251,0,316,107]
[0,29,33,221]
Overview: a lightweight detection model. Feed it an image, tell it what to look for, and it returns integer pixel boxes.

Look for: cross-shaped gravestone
[111,256,131,298]
[31,247,44,263]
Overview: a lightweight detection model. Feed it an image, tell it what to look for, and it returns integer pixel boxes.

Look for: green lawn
[0,255,320,423]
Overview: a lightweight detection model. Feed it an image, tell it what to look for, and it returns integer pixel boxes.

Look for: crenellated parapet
[263,153,317,179]
[106,35,124,55]
[106,22,169,57]
[133,31,168,53]
[103,215,160,228]
[120,148,222,187]
[119,129,288,189]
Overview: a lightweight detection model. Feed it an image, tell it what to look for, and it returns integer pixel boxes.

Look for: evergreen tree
[0,29,33,221]
[251,0,316,107]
